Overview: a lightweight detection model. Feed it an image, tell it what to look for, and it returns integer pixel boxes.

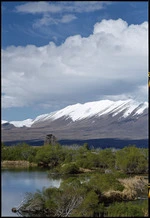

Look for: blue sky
[1,1,148,121]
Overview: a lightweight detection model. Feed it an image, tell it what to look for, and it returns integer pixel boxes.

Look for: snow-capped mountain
[1,99,148,145]
[32,99,148,124]
[2,99,148,127]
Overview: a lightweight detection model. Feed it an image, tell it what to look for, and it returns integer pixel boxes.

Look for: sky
[1,1,148,121]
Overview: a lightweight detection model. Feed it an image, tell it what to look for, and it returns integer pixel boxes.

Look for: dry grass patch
[118,176,147,200]
[104,176,148,201]
[79,167,94,173]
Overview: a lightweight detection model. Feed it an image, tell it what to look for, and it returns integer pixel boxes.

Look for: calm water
[1,168,62,217]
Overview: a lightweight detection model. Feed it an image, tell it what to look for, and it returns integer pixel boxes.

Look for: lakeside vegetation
[1,142,148,217]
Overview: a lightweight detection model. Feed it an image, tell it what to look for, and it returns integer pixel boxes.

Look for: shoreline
[1,160,37,168]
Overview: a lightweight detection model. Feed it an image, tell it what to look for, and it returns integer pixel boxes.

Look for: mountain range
[1,99,148,148]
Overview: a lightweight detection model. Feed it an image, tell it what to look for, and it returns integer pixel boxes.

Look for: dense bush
[1,143,38,161]
[106,200,148,217]
[115,145,148,174]
[87,173,124,193]
[35,144,66,167]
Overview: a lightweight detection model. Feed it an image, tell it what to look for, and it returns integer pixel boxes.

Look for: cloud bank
[2,19,148,109]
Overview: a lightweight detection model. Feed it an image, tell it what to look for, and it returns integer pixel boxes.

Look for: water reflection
[2,168,61,217]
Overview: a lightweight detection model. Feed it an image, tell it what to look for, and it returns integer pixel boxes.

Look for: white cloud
[61,14,77,23]
[15,1,108,14]
[2,19,148,109]
[33,14,77,28]
[15,2,62,14]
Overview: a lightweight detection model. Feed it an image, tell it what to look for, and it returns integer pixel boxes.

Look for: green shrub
[60,163,80,174]
[116,145,148,174]
[106,200,147,217]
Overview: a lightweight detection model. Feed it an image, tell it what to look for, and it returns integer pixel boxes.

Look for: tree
[83,143,90,150]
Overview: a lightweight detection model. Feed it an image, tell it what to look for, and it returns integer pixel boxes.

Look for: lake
[1,168,62,217]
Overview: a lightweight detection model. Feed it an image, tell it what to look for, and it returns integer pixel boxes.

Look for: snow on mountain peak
[2,99,148,127]
[35,99,148,123]
[10,119,33,127]
[2,120,8,124]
